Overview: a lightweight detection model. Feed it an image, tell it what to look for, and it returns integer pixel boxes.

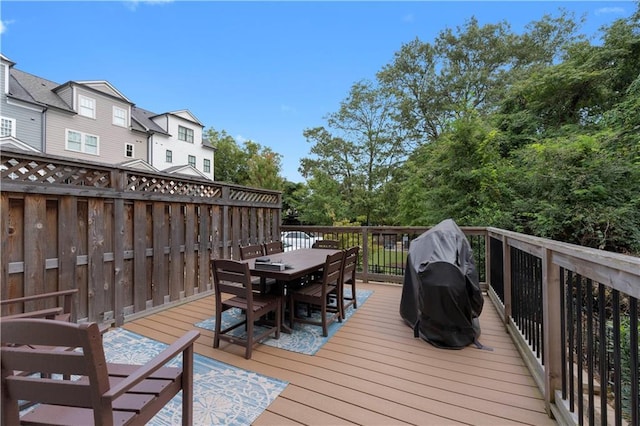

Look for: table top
[242,248,340,281]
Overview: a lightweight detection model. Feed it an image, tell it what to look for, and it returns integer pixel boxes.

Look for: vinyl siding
[2,99,44,150]
[45,86,147,163]
[2,62,44,149]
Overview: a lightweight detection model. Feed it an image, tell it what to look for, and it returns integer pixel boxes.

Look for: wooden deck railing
[282,225,640,425]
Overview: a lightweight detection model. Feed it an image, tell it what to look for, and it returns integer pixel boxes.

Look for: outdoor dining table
[241,248,341,333]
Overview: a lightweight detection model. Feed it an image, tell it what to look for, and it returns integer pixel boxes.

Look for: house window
[203,158,211,173]
[78,95,96,118]
[166,150,173,163]
[125,143,134,158]
[66,129,99,155]
[178,126,194,143]
[1,116,16,137]
[113,106,127,127]
[188,155,196,167]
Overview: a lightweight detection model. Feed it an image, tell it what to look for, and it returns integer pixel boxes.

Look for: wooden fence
[1,149,281,326]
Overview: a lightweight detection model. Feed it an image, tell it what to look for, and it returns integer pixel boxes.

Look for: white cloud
[403,14,415,23]
[123,0,173,12]
[595,7,625,16]
[0,20,15,35]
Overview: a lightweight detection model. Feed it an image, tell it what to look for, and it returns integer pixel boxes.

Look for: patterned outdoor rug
[195,289,373,355]
[101,328,288,426]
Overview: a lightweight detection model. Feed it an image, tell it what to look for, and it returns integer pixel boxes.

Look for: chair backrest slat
[212,259,254,301]
[239,244,264,260]
[1,319,113,421]
[312,239,340,249]
[342,246,359,282]
[263,241,283,255]
[322,250,344,294]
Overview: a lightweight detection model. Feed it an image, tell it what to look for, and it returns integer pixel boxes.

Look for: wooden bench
[1,318,200,426]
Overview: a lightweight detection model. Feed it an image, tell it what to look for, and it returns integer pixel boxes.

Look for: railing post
[361,227,369,283]
[484,229,491,290]
[542,248,562,416]
[503,236,512,329]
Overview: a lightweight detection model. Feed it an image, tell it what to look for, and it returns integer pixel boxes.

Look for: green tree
[299,81,406,225]
[207,128,284,190]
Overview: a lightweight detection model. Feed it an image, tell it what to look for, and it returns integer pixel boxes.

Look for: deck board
[122,282,557,425]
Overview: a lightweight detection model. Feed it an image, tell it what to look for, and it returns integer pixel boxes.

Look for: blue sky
[0,1,635,182]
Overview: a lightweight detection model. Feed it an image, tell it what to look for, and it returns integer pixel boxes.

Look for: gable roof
[75,80,132,103]
[165,110,203,127]
[163,164,210,180]
[0,136,40,152]
[131,106,171,136]
[9,68,73,112]
[119,158,159,172]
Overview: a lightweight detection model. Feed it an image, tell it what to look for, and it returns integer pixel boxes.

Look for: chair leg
[213,307,222,348]
[245,309,253,359]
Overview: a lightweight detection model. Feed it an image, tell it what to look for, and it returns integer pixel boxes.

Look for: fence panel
[1,149,281,326]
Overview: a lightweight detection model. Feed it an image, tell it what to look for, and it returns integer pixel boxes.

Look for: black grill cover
[400,219,484,349]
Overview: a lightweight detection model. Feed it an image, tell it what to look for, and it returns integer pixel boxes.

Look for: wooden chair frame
[339,246,360,319]
[1,318,199,426]
[312,239,340,249]
[212,259,281,359]
[1,289,78,323]
[288,250,343,337]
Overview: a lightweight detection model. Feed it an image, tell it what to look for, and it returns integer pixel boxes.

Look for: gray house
[0,54,45,152]
[1,55,215,180]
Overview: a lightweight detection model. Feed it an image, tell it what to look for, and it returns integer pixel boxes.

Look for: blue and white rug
[102,329,288,426]
[195,289,373,355]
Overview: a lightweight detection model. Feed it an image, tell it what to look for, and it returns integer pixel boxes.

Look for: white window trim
[78,94,96,119]
[166,149,173,163]
[178,125,194,143]
[113,106,127,127]
[188,155,196,167]
[125,143,134,158]
[1,116,17,137]
[65,128,100,155]
[203,158,211,173]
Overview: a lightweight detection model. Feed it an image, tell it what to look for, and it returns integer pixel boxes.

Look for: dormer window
[178,125,194,143]
[78,95,96,119]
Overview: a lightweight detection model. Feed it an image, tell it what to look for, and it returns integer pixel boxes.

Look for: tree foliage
[207,128,284,190]
[292,3,640,253]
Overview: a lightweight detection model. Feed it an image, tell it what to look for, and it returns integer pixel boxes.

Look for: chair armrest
[103,330,200,400]
[0,289,78,306]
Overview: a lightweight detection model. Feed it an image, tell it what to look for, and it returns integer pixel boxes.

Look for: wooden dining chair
[312,239,340,249]
[239,243,275,293]
[263,240,284,255]
[212,259,281,359]
[288,250,343,337]
[1,318,199,426]
[339,246,360,319]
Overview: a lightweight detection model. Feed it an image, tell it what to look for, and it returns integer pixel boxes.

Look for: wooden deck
[123,282,557,425]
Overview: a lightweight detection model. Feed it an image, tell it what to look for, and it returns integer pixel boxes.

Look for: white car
[281,231,322,251]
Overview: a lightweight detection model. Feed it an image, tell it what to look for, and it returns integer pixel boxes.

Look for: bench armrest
[103,330,200,400]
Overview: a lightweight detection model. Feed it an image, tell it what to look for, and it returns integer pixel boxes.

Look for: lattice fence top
[1,154,112,187]
[1,150,281,207]
[126,173,223,198]
[230,187,280,204]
